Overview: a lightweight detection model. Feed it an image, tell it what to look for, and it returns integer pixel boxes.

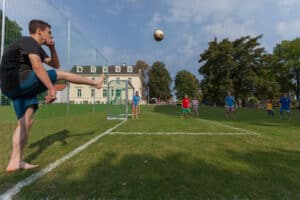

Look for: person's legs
[135,106,139,119]
[56,70,104,89]
[6,107,39,172]
[280,107,284,119]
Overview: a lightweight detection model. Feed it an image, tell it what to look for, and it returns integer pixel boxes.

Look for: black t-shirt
[0,36,49,93]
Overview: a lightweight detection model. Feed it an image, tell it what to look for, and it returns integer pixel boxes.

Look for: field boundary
[109,131,254,135]
[0,120,127,200]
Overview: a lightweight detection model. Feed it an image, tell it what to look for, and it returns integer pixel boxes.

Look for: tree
[0,11,22,105]
[199,35,278,104]
[0,10,23,47]
[134,60,149,97]
[273,38,300,99]
[199,38,234,105]
[174,70,200,100]
[147,61,172,101]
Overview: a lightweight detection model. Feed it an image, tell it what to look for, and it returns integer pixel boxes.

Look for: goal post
[107,80,135,120]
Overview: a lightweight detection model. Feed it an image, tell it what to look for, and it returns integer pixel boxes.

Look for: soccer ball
[154,29,164,41]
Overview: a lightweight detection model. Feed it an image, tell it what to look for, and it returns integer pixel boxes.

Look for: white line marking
[0,120,127,200]
[109,131,253,135]
[197,118,258,135]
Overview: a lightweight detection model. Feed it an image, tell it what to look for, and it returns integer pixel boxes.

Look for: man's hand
[45,89,56,104]
[44,37,55,48]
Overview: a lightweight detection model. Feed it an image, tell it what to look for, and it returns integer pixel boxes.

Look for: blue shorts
[4,70,57,119]
[280,107,290,113]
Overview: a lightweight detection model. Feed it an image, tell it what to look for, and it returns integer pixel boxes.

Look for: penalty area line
[109,131,254,135]
[0,120,127,200]
[197,118,258,135]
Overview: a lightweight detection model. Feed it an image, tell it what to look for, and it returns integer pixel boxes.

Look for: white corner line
[197,118,258,135]
[0,120,127,200]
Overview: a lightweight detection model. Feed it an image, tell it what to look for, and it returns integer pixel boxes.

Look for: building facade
[68,65,143,104]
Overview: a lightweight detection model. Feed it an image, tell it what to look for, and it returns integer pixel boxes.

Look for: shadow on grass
[26,129,96,162]
[18,149,300,199]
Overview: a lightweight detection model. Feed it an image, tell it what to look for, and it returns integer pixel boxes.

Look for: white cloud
[276,20,300,39]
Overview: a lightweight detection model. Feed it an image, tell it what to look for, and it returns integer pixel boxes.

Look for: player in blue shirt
[279,93,292,120]
[132,91,141,119]
[225,92,235,117]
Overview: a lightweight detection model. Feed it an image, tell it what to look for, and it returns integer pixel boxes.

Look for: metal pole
[0,0,6,61]
[125,80,128,119]
[66,19,71,116]
[0,0,6,105]
[93,89,95,112]
[67,19,71,65]
[147,87,149,104]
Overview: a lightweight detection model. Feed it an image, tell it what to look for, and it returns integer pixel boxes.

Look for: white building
[68,65,143,104]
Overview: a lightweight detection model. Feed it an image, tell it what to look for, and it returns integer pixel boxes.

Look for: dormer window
[127,66,133,73]
[91,66,96,73]
[115,66,121,73]
[103,66,108,73]
[76,66,83,73]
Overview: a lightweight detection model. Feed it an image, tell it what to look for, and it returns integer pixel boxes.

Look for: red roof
[54,84,67,91]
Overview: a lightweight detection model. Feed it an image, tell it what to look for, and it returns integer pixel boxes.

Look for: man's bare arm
[43,38,60,68]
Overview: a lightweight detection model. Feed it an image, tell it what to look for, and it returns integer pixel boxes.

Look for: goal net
[107,80,134,120]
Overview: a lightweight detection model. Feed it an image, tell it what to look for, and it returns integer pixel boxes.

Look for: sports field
[1,104,300,199]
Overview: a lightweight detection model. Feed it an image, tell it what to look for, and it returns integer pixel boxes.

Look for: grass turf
[1,104,300,199]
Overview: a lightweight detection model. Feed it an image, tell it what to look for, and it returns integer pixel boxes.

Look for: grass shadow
[26,129,95,162]
[17,149,300,199]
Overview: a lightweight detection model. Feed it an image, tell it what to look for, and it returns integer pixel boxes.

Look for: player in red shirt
[181,95,191,118]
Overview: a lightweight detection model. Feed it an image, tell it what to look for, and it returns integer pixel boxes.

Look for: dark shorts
[3,70,57,119]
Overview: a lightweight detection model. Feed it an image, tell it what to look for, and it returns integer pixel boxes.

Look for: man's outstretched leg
[56,70,104,89]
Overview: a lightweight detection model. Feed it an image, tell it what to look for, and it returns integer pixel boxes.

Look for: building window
[116,77,120,84]
[103,89,108,97]
[91,66,96,73]
[128,78,132,83]
[77,89,82,97]
[116,89,121,97]
[111,89,114,97]
[76,66,83,73]
[103,66,108,73]
[104,78,107,84]
[127,66,133,72]
[115,66,121,72]
[91,89,95,97]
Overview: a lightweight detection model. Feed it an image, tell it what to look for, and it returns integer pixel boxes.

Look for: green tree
[199,35,278,104]
[273,38,300,99]
[134,60,149,97]
[147,61,172,101]
[0,10,22,47]
[174,70,200,100]
[199,38,234,105]
[0,11,22,105]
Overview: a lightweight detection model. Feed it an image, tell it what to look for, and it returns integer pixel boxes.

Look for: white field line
[197,118,258,135]
[109,131,253,135]
[0,120,127,200]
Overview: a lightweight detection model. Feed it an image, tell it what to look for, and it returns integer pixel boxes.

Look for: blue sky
[4,0,300,80]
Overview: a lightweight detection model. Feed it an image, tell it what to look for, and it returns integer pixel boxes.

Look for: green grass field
[1,104,300,199]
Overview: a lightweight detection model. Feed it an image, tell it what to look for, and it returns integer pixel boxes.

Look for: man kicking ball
[0,19,104,172]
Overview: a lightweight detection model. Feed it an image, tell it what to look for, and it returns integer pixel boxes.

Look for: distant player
[132,91,140,119]
[191,97,199,117]
[279,93,291,120]
[225,92,235,117]
[266,99,274,117]
[181,95,191,118]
